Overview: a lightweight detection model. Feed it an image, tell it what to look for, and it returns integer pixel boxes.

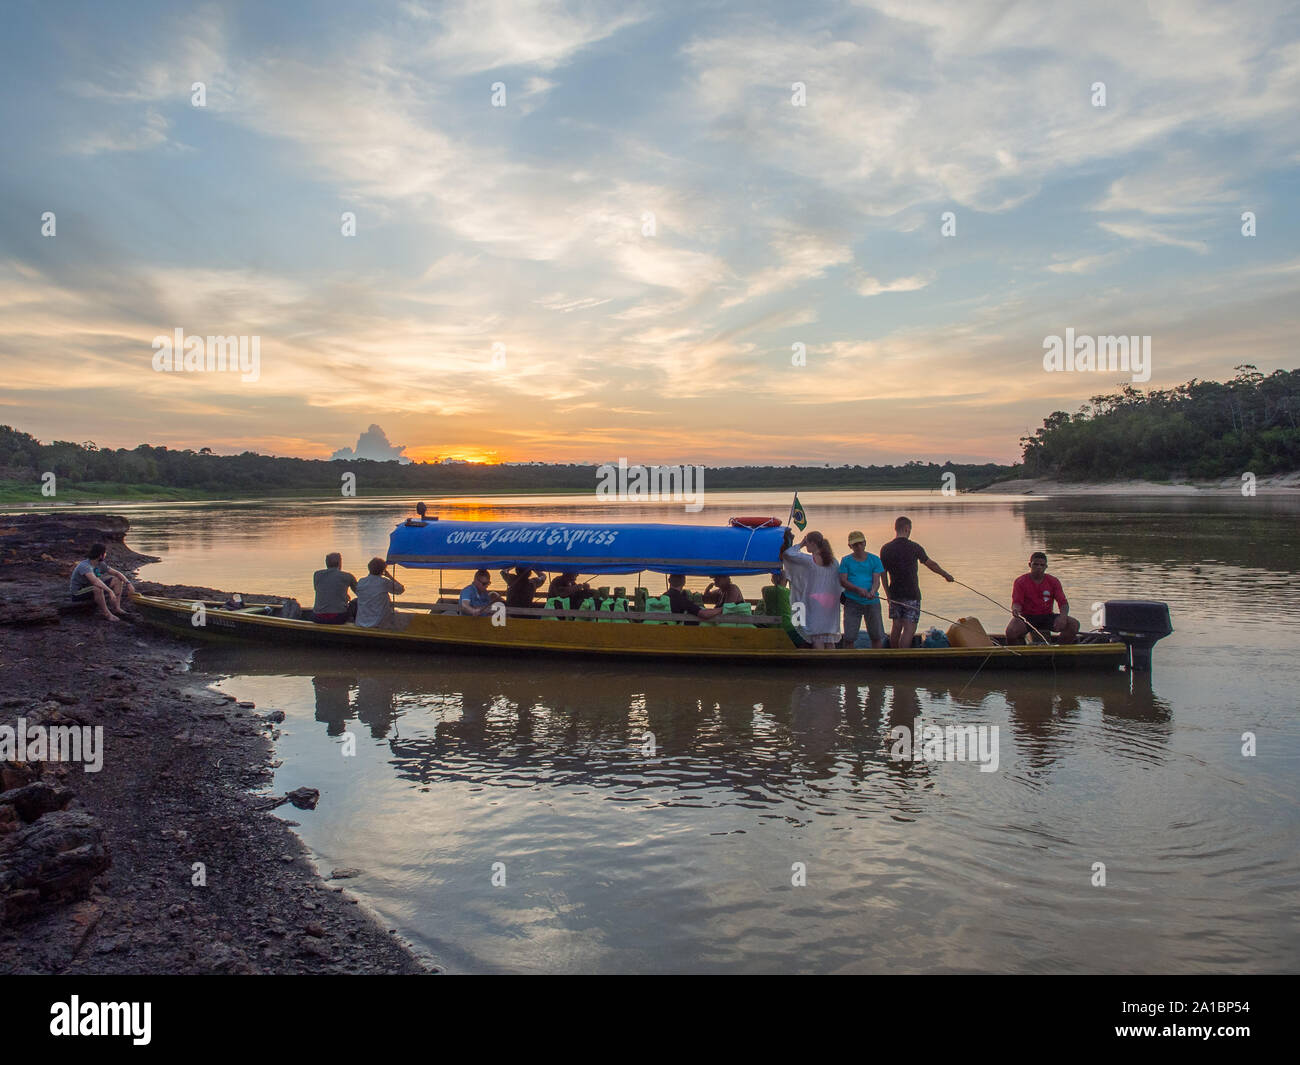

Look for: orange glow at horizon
[405,446,504,465]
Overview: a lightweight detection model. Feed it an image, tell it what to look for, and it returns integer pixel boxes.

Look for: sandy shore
[975,472,1300,495]
[0,513,429,974]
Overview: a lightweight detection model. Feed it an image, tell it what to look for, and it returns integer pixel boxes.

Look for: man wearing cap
[838,531,885,648]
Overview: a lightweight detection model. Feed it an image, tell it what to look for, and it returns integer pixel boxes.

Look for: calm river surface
[111,491,1300,972]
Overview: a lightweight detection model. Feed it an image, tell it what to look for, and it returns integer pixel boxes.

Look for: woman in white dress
[782,531,842,649]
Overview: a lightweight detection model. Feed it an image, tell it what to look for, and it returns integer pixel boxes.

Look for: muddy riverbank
[0,513,428,974]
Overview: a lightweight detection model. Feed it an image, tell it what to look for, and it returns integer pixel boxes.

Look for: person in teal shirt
[838,531,885,648]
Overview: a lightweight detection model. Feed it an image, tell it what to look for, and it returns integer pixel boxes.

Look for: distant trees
[1019,366,1300,480]
[0,424,1010,495]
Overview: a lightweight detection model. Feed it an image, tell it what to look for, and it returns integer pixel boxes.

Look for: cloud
[721,230,853,308]
[678,1,1300,218]
[414,0,646,74]
[330,425,411,463]
[533,293,614,312]
[1046,253,1120,275]
[856,273,932,296]
[1095,164,1238,218]
[1096,221,1209,254]
[70,109,176,155]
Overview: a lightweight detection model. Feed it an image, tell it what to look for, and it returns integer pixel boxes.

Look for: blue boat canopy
[387,519,787,576]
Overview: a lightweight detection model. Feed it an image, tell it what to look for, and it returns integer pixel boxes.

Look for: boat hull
[134,596,1130,671]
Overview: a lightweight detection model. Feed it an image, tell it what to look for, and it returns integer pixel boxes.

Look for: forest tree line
[1018,365,1300,480]
[0,426,1006,495]
[8,365,1294,497]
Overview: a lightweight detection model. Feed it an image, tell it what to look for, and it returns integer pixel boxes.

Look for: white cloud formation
[70,109,175,155]
[330,424,411,462]
[1046,253,1120,275]
[856,273,932,296]
[1097,221,1209,254]
[414,0,645,74]
[721,231,853,308]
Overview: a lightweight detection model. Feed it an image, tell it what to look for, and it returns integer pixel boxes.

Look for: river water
[111,491,1299,972]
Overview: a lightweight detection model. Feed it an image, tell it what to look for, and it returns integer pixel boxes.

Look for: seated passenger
[500,566,545,609]
[311,552,358,624]
[547,571,590,604]
[666,574,722,624]
[355,557,406,629]
[67,543,124,622]
[763,572,806,647]
[460,569,502,616]
[1006,552,1079,644]
[703,574,745,606]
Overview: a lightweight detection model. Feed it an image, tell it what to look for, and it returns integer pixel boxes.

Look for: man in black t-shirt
[547,571,589,603]
[500,566,545,609]
[666,574,722,625]
[880,516,953,650]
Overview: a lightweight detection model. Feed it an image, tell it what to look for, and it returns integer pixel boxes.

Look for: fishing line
[953,579,1052,645]
[892,602,1022,654]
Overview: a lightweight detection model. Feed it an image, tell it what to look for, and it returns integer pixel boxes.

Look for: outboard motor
[1102,600,1173,671]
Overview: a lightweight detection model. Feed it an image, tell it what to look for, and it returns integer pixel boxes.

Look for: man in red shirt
[1006,552,1079,644]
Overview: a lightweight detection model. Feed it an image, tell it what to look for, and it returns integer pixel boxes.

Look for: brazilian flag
[790,493,808,531]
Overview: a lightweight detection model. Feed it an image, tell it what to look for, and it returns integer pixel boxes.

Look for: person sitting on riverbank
[782,531,842,649]
[93,552,135,609]
[355,557,406,629]
[460,569,503,616]
[500,566,545,609]
[839,530,884,648]
[703,574,745,606]
[311,552,358,624]
[1006,552,1079,644]
[666,573,721,624]
[880,516,953,650]
[67,543,124,622]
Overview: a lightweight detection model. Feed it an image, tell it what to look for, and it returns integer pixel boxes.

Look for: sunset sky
[2,0,1298,466]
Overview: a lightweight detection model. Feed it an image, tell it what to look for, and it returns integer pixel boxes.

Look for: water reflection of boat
[140,518,1173,672]
[194,646,1172,788]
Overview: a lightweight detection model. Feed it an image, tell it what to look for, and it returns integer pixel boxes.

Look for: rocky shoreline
[0,513,428,974]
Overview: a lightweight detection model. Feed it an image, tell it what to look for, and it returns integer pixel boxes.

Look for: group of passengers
[305,557,592,624]
[458,568,587,615]
[305,518,1080,650]
[308,553,406,628]
[781,515,1077,650]
[455,566,749,622]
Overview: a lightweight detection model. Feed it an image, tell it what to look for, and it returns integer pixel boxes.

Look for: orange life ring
[728,516,783,529]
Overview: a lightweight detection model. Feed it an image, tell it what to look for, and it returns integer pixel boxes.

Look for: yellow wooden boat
[133,517,1172,672]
